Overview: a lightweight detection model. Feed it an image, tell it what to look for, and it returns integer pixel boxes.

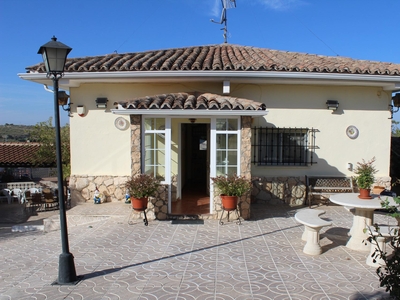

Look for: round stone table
[330,193,397,252]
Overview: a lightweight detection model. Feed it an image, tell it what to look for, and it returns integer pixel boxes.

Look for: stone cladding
[251,176,307,206]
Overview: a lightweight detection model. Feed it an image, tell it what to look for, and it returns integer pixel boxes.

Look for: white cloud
[258,0,305,11]
[212,0,221,17]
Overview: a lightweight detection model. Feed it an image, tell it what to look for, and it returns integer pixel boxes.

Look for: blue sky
[1,0,399,126]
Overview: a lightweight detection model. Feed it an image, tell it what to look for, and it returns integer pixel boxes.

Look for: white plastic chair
[11,188,23,203]
[0,189,12,204]
[29,187,40,194]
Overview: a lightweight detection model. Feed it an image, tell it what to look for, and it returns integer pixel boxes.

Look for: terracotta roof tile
[114,92,266,111]
[26,44,400,76]
[0,143,55,167]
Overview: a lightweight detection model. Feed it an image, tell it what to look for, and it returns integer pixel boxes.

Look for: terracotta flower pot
[131,197,148,211]
[358,188,372,199]
[220,195,238,211]
[372,186,385,195]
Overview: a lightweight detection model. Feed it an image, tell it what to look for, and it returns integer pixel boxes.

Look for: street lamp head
[38,36,72,75]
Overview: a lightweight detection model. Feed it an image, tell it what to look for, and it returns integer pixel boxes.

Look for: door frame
[178,121,211,205]
[178,116,241,214]
[143,115,241,215]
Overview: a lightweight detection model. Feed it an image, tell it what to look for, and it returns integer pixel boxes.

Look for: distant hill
[0,124,35,142]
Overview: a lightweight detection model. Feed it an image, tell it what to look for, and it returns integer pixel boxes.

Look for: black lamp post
[38,36,78,285]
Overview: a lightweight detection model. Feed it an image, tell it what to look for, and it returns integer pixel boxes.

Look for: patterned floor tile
[0,202,396,299]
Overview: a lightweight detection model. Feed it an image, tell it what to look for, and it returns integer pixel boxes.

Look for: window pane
[216,166,226,176]
[145,150,154,164]
[144,165,154,176]
[227,134,237,149]
[216,134,227,149]
[216,150,227,165]
[144,118,165,130]
[227,167,236,176]
[227,151,237,165]
[144,133,155,148]
[156,134,165,149]
[216,119,226,130]
[228,119,238,130]
[155,166,165,180]
[156,118,165,130]
[144,118,155,130]
[156,151,165,165]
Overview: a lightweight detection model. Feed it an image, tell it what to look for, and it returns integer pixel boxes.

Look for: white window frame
[210,116,241,213]
[142,116,171,212]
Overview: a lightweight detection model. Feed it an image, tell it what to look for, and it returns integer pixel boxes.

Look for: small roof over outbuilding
[0,143,55,168]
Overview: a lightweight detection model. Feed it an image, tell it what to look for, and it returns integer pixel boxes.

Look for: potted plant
[353,157,378,199]
[211,174,252,210]
[125,173,160,211]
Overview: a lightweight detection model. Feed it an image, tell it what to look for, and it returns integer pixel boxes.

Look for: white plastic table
[330,193,397,252]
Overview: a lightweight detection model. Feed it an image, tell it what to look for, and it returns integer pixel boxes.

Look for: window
[252,127,317,166]
[214,118,240,176]
[143,118,166,180]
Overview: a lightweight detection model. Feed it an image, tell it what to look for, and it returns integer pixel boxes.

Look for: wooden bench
[365,225,399,267]
[295,209,332,255]
[306,176,354,207]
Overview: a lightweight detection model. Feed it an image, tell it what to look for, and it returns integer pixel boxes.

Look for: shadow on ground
[0,203,58,227]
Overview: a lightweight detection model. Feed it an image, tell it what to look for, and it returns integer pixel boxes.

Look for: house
[19,44,400,220]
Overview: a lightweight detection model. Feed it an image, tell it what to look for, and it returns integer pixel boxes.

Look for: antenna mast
[211,0,236,43]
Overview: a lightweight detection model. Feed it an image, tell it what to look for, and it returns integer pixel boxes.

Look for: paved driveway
[0,202,396,299]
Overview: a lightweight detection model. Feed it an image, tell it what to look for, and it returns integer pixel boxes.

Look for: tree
[30,118,70,180]
[392,120,400,137]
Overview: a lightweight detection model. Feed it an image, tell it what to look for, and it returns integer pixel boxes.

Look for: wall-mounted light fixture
[347,162,353,171]
[326,100,339,111]
[95,97,108,108]
[389,93,400,119]
[58,91,69,105]
[223,80,230,94]
[43,86,72,116]
[189,118,196,123]
[58,91,72,116]
[77,105,86,117]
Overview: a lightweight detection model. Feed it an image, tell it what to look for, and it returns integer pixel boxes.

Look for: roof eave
[19,71,400,91]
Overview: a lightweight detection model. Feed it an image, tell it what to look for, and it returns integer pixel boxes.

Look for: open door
[172,123,210,214]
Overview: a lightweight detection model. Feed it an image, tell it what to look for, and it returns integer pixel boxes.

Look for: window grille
[251,127,318,166]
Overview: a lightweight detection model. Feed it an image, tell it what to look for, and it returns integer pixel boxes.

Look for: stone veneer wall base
[69,175,392,219]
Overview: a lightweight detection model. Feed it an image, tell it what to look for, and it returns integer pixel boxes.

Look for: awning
[111,92,268,116]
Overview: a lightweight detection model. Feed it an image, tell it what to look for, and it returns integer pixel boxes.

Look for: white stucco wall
[68,82,392,179]
[245,84,392,178]
[69,82,221,176]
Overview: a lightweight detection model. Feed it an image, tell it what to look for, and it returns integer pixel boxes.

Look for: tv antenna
[211,0,236,43]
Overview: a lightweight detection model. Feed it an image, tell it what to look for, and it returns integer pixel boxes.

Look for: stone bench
[295,208,332,255]
[365,225,399,267]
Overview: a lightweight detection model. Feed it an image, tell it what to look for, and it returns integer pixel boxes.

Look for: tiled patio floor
[0,202,397,299]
